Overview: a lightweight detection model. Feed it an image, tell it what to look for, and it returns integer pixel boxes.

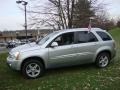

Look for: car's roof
[55,28,104,34]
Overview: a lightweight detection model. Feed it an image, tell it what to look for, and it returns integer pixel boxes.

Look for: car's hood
[11,42,41,53]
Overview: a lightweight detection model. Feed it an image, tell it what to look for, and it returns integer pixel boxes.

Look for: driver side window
[54,32,74,46]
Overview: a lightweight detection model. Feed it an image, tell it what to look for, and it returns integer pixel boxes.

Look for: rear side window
[76,31,98,43]
[89,32,98,42]
[96,31,112,41]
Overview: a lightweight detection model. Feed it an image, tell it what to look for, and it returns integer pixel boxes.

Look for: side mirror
[51,42,58,47]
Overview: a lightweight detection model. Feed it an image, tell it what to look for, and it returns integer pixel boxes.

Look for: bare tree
[28,0,107,30]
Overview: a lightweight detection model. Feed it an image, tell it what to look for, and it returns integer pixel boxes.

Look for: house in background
[0,29,53,42]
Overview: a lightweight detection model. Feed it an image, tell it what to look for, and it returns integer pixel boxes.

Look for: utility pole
[16,0,28,43]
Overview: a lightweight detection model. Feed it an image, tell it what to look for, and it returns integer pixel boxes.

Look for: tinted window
[54,32,74,46]
[96,31,112,41]
[77,31,98,43]
[88,32,98,42]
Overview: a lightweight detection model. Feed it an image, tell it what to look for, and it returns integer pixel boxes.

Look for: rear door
[74,31,99,64]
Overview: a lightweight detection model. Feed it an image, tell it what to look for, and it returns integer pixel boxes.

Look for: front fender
[20,48,49,68]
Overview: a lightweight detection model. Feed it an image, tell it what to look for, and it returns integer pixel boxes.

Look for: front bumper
[7,57,21,71]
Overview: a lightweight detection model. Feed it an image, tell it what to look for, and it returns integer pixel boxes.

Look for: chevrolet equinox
[7,28,116,78]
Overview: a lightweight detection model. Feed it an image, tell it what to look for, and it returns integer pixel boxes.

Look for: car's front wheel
[96,52,110,68]
[21,60,45,79]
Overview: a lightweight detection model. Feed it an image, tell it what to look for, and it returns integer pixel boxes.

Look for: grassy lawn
[0,28,120,90]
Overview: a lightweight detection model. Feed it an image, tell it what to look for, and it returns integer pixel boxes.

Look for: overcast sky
[0,0,120,31]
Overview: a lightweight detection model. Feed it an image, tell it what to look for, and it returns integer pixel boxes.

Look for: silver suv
[7,28,116,78]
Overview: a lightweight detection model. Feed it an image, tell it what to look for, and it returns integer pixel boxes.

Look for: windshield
[36,32,57,45]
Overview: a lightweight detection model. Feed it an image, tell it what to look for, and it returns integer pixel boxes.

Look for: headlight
[14,52,20,60]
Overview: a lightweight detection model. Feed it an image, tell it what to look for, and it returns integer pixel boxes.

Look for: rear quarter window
[96,31,112,41]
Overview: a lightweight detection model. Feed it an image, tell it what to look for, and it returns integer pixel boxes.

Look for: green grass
[0,28,120,90]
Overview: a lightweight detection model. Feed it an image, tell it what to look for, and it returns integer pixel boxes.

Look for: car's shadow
[45,63,96,76]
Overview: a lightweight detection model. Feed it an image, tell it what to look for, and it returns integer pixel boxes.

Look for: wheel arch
[95,50,111,61]
[21,56,46,70]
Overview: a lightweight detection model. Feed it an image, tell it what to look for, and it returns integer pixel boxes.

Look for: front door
[48,32,77,68]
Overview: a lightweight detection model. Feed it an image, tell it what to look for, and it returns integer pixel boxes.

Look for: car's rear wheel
[96,52,110,68]
[21,60,45,79]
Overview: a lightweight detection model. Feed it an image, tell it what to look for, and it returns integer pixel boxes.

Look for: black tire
[96,52,110,68]
[21,60,45,79]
